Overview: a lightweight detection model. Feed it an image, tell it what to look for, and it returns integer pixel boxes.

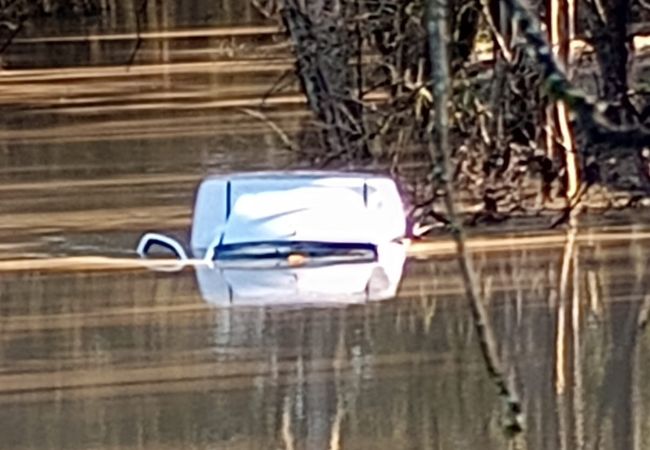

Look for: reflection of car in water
[137,171,407,305]
[195,242,406,306]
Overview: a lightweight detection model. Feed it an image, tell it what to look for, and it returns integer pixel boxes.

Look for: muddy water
[2,6,650,450]
[2,230,650,450]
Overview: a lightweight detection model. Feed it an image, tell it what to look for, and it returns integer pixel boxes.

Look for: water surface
[2,4,650,450]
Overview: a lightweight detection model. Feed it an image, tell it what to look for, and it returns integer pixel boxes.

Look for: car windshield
[211,241,378,265]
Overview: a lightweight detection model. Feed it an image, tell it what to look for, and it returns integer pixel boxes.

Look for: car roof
[189,171,405,256]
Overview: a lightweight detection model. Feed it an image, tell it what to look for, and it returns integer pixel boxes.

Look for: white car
[137,171,407,304]
[138,171,406,260]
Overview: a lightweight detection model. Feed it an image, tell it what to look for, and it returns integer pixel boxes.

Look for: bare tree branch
[261,69,294,107]
[504,0,650,148]
[239,107,299,153]
[0,19,22,55]
[426,0,524,436]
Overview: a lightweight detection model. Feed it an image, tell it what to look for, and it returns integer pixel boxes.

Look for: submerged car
[137,171,407,261]
[137,171,407,305]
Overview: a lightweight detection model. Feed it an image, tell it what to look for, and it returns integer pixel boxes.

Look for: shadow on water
[3,2,650,449]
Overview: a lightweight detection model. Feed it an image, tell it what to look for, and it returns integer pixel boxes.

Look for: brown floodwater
[2,4,650,450]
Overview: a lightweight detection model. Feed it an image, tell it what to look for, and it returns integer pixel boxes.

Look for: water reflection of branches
[0,0,103,55]
[0,17,22,54]
[127,0,148,68]
[549,226,650,450]
[239,107,299,153]
[554,227,576,450]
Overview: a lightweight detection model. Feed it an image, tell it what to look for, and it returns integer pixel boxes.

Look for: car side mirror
[136,233,188,260]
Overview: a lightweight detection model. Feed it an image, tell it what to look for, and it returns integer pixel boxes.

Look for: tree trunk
[427,0,524,433]
[546,0,579,198]
[281,0,368,162]
[583,0,633,123]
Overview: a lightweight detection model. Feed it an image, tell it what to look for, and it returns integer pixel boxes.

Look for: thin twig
[262,70,294,107]
[550,181,590,228]
[239,108,299,153]
[477,0,514,63]
[127,0,148,69]
[637,294,650,329]
[0,20,19,31]
[0,19,23,55]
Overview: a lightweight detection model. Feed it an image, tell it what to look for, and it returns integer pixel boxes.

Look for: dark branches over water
[0,0,103,55]
[505,0,650,149]
[273,0,650,220]
[0,16,21,54]
[280,0,370,163]
[426,0,524,436]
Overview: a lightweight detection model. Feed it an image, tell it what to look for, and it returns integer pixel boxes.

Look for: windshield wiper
[212,241,378,263]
